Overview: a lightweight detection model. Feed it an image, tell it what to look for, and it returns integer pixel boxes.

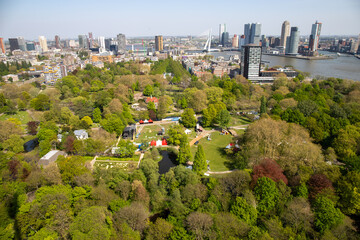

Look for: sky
[0,0,359,40]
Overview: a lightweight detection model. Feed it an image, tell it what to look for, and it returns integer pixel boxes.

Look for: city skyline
[0,0,359,40]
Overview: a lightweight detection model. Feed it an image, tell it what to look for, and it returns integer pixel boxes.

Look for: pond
[158,150,177,174]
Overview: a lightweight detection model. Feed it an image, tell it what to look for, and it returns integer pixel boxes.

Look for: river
[203,50,360,81]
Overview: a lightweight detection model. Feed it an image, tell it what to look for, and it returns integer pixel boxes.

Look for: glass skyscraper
[285,27,300,55]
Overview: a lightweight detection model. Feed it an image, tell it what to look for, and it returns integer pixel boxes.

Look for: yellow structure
[155,35,163,51]
[91,55,113,63]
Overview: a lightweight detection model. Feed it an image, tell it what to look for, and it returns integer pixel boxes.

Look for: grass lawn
[135,123,177,143]
[0,111,33,125]
[191,132,233,172]
[229,116,251,126]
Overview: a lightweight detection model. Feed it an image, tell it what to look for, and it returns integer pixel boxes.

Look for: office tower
[98,36,105,52]
[274,37,281,47]
[238,35,246,49]
[244,24,251,44]
[221,32,229,47]
[241,45,262,80]
[39,36,48,52]
[155,35,163,51]
[280,21,290,48]
[117,34,126,53]
[309,21,322,52]
[9,38,20,52]
[219,23,226,43]
[18,37,26,51]
[261,35,269,49]
[69,40,76,48]
[105,38,111,51]
[55,35,61,49]
[26,42,35,51]
[88,32,93,48]
[0,38,5,54]
[78,35,88,49]
[285,27,300,55]
[232,34,239,48]
[250,23,261,45]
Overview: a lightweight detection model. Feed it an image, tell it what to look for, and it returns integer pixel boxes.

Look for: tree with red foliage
[64,135,75,153]
[307,173,333,199]
[148,109,157,121]
[27,121,40,135]
[252,158,288,186]
[8,160,20,180]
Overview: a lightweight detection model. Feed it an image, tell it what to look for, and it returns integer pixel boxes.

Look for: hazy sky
[0,0,359,40]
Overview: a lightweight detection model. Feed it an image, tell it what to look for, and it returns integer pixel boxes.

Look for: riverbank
[263,53,335,60]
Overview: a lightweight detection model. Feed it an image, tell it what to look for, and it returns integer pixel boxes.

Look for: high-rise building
[309,21,322,52]
[238,35,246,49]
[78,35,88,49]
[155,35,163,51]
[117,34,126,54]
[261,35,269,49]
[244,23,261,45]
[280,21,290,49]
[88,32,93,48]
[0,38,5,54]
[9,38,20,52]
[250,23,261,45]
[219,24,226,43]
[241,44,262,80]
[26,42,35,51]
[286,27,300,55]
[18,37,26,51]
[232,34,239,48]
[39,36,48,52]
[105,38,111,51]
[98,36,105,52]
[244,24,251,45]
[221,32,229,47]
[55,35,61,49]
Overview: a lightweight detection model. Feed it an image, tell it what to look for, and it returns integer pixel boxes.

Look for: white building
[38,36,48,52]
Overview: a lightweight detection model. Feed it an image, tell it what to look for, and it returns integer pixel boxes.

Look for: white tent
[156,140,162,146]
[184,129,191,134]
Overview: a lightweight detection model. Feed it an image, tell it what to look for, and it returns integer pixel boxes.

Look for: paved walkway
[206,170,237,175]
[189,130,216,146]
[137,153,144,168]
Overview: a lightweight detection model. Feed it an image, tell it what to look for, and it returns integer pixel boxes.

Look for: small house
[122,125,136,140]
[156,140,162,146]
[184,129,192,135]
[39,150,67,166]
[74,129,88,140]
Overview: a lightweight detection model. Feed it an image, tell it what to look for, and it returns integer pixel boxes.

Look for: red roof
[162,139,167,145]
[148,119,153,123]
[146,97,158,103]
[139,120,144,124]
[150,140,156,146]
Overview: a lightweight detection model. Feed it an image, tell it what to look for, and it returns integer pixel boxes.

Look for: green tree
[193,145,206,174]
[337,171,360,215]
[176,135,192,164]
[143,85,154,96]
[92,108,102,123]
[254,177,279,215]
[69,206,112,240]
[181,108,196,128]
[313,196,344,233]
[101,114,125,136]
[2,134,24,153]
[260,96,267,114]
[215,109,231,128]
[146,218,173,240]
[30,94,50,111]
[230,196,258,225]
